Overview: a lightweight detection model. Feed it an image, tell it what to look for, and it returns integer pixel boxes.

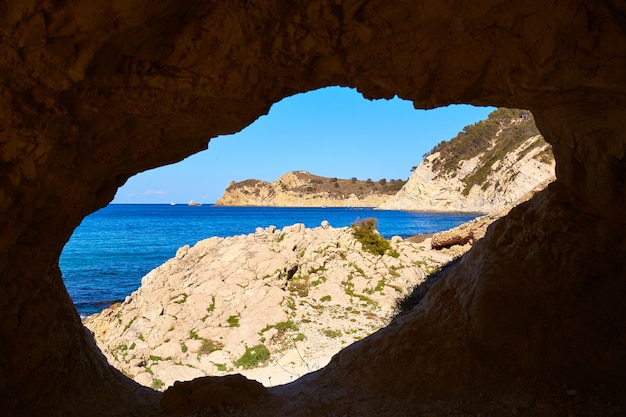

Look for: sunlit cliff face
[1,1,625,416]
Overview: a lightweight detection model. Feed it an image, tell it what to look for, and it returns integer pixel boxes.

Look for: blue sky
[113,87,494,204]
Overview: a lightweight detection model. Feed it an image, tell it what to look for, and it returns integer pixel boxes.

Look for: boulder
[160,374,267,415]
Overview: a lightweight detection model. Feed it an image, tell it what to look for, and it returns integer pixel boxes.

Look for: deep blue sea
[60,205,478,317]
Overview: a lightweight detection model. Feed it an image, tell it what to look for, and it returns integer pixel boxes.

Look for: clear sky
[113,87,494,204]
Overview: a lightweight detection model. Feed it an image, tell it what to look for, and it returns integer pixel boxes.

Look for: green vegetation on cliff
[424,108,550,195]
[224,171,407,198]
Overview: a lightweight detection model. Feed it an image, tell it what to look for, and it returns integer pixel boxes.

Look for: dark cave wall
[0,1,625,415]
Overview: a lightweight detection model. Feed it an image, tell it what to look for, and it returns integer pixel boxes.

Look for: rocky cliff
[216,171,404,207]
[380,109,555,212]
[85,221,454,390]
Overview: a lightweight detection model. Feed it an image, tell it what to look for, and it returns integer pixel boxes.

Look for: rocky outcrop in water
[216,171,404,207]
[85,221,455,391]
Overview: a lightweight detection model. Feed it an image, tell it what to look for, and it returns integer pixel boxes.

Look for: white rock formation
[85,222,456,390]
[379,134,555,212]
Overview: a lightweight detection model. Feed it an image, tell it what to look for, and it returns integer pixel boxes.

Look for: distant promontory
[215,171,406,207]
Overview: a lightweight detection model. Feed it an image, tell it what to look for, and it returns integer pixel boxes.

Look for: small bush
[259,324,274,334]
[288,276,310,297]
[235,344,271,369]
[227,315,240,327]
[350,218,391,256]
[123,317,137,332]
[199,338,222,355]
[151,378,165,391]
[275,320,299,332]
[322,329,342,339]
[207,296,216,312]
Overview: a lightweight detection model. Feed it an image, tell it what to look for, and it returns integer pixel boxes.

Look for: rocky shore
[85,221,460,391]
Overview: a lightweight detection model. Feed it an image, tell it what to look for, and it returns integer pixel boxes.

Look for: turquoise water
[60,205,478,316]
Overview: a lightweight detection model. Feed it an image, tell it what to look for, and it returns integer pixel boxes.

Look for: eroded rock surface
[1,1,626,416]
[85,222,452,391]
[430,178,554,250]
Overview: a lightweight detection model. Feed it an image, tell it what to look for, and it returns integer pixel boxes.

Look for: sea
[60,204,479,317]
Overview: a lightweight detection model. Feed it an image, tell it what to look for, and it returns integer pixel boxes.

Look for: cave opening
[3,1,626,415]
[63,87,506,392]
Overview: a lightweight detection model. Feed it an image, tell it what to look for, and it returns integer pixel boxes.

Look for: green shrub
[151,378,165,391]
[275,320,299,332]
[322,329,342,339]
[207,295,216,312]
[350,218,391,256]
[123,317,137,332]
[227,315,240,327]
[235,345,271,369]
[288,276,310,297]
[198,338,222,355]
[259,324,274,334]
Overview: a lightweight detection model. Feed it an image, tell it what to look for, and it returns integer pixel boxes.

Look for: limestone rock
[380,110,556,212]
[430,177,554,250]
[85,222,452,391]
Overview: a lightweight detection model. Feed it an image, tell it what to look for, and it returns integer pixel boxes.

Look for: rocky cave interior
[1,1,625,416]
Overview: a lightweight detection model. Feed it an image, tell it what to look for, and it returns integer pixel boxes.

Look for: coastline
[63,206,478,317]
[85,221,468,390]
